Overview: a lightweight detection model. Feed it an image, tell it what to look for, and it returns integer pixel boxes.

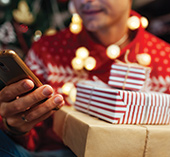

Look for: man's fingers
[0,79,34,102]
[23,94,64,122]
[0,85,54,117]
[5,96,63,133]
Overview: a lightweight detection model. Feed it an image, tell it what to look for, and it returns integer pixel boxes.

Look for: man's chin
[84,23,101,32]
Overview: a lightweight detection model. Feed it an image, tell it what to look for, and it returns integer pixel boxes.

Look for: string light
[69,12,83,34]
[106,45,121,59]
[71,57,84,70]
[127,16,140,30]
[84,56,96,71]
[136,53,151,66]
[69,23,82,34]
[62,82,77,103]
[72,13,82,24]
[141,17,149,28]
[71,47,97,71]
[62,82,74,95]
[106,33,129,60]
[69,87,77,103]
[76,47,89,59]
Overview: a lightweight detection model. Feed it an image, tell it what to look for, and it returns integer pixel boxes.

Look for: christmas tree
[0,0,71,58]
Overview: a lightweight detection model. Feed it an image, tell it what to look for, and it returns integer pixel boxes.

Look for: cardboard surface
[53,106,170,157]
[144,125,170,157]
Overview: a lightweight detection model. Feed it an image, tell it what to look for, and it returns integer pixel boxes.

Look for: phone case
[0,50,42,90]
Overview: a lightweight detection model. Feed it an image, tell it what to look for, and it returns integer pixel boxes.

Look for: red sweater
[0,10,170,151]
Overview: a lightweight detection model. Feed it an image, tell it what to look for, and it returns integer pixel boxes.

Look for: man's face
[72,0,132,32]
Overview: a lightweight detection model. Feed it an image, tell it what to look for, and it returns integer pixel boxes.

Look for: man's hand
[0,79,64,134]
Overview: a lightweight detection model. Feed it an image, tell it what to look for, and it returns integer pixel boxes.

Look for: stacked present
[75,81,170,124]
[74,62,170,124]
[108,62,151,91]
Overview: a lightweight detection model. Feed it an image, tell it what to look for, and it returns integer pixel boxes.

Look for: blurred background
[0,0,170,58]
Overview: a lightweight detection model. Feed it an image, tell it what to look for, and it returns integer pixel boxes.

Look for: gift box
[74,81,170,124]
[108,62,151,91]
[53,106,170,157]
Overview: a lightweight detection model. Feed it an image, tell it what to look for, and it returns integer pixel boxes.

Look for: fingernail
[54,95,63,104]
[42,87,53,96]
[23,80,33,90]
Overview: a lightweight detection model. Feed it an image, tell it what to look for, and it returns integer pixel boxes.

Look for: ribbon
[115,49,151,91]
[87,85,94,114]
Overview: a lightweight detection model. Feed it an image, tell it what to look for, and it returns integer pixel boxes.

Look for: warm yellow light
[12,0,34,25]
[72,13,82,24]
[34,30,42,41]
[71,57,84,70]
[127,16,140,30]
[44,28,57,36]
[69,23,82,34]
[141,17,149,28]
[62,82,74,95]
[69,87,77,103]
[76,47,89,60]
[106,44,120,59]
[35,30,42,36]
[84,56,96,71]
[136,53,151,66]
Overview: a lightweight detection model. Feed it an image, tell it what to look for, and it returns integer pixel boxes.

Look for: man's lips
[82,9,103,15]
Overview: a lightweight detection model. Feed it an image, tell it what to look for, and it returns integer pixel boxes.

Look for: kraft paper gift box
[53,106,170,157]
[75,81,170,125]
[108,62,151,91]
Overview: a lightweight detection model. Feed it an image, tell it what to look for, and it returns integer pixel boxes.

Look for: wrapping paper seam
[123,65,130,90]
[61,107,90,157]
[62,108,73,142]
[138,125,149,157]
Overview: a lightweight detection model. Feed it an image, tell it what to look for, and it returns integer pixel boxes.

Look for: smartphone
[0,49,43,90]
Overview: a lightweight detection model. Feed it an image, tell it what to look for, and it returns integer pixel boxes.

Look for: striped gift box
[74,81,170,124]
[108,63,151,91]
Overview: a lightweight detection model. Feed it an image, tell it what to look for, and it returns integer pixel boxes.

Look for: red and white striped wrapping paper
[108,63,151,91]
[74,81,170,124]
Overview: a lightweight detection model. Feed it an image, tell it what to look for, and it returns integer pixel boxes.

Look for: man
[0,0,170,156]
